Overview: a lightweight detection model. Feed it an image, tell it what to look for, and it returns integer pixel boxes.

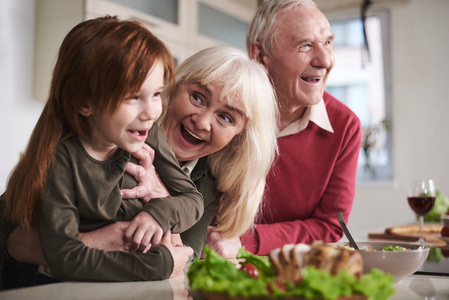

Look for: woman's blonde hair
[162,46,278,238]
[6,16,174,228]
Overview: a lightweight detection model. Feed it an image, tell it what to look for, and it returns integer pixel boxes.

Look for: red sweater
[241,92,362,255]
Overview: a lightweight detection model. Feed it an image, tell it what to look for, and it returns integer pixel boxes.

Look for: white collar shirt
[277,99,334,138]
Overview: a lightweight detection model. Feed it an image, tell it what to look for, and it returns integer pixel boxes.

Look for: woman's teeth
[184,126,203,141]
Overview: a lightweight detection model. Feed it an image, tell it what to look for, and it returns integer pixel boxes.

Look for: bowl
[336,241,429,282]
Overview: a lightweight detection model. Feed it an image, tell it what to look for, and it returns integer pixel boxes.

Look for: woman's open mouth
[180,125,204,145]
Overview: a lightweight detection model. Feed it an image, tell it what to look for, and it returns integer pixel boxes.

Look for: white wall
[1,0,448,240]
[337,0,449,239]
[0,0,44,193]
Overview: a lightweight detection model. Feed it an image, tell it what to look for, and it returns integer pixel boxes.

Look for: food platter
[198,290,367,300]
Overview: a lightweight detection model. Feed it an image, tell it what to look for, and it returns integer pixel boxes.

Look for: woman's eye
[191,93,203,105]
[218,114,233,124]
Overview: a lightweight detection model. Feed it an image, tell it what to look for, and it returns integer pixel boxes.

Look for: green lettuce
[424,190,449,222]
[188,246,395,300]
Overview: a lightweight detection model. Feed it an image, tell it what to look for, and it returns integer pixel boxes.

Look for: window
[326,10,392,182]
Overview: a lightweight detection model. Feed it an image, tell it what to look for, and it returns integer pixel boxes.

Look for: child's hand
[121,144,170,203]
[124,212,163,253]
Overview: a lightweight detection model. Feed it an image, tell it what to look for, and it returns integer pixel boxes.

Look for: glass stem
[418,216,424,246]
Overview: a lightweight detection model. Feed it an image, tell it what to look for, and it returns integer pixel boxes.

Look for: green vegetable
[423,190,449,222]
[427,247,443,264]
[188,246,395,300]
[383,245,406,251]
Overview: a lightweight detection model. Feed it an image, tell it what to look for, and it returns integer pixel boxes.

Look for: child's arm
[141,125,204,234]
[37,141,182,282]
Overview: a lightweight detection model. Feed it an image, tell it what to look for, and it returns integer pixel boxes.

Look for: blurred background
[1,0,448,239]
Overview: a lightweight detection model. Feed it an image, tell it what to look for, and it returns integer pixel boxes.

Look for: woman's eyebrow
[224,103,244,117]
[191,82,212,96]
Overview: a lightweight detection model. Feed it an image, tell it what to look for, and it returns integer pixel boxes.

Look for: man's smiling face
[263,5,335,107]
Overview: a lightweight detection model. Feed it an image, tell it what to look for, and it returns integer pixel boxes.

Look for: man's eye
[299,44,312,51]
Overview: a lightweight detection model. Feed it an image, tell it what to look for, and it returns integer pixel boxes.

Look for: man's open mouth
[181,125,204,145]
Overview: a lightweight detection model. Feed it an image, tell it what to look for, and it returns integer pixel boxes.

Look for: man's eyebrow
[296,33,335,45]
[327,33,335,41]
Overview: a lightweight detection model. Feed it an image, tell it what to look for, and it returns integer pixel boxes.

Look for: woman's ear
[78,102,92,117]
[248,41,268,67]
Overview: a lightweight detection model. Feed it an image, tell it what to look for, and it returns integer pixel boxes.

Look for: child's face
[164,81,248,163]
[89,61,164,156]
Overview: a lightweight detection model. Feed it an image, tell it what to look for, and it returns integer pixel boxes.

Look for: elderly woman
[1,46,278,288]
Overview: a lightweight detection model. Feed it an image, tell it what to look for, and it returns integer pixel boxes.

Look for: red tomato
[441,249,449,258]
[441,226,449,237]
[267,281,287,294]
[240,263,259,279]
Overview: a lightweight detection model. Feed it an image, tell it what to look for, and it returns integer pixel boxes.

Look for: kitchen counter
[1,271,448,300]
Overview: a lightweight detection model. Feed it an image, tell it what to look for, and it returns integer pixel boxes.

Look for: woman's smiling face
[164,81,248,163]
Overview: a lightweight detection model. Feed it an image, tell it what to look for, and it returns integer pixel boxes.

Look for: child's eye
[127,95,139,101]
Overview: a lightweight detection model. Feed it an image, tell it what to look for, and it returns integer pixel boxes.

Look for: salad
[188,246,395,300]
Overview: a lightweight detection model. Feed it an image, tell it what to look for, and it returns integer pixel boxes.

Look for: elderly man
[207,0,362,256]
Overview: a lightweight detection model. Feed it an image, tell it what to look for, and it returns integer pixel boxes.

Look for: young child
[3,16,202,283]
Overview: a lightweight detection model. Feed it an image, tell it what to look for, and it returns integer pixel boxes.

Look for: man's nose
[311,44,333,69]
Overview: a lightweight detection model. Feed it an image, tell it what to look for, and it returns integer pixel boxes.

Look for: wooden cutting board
[368,224,446,246]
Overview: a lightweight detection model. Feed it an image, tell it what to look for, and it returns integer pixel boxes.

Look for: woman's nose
[191,112,212,131]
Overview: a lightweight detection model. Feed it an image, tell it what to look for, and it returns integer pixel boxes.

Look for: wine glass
[407,179,436,246]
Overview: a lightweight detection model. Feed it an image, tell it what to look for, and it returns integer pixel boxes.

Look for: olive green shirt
[181,157,221,258]
[2,124,203,284]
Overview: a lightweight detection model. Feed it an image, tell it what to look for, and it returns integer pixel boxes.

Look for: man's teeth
[184,126,204,141]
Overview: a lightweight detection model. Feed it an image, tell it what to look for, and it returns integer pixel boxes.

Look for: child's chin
[126,143,145,153]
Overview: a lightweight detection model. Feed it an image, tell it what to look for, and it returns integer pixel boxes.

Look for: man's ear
[249,41,268,67]
[78,102,92,117]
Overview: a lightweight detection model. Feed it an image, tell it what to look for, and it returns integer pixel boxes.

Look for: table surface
[2,236,449,300]
[1,272,448,300]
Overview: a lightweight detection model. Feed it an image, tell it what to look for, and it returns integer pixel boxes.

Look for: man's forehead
[276,7,332,40]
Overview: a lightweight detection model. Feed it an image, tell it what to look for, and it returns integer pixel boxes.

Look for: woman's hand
[80,221,130,252]
[160,230,194,278]
[121,143,170,203]
[7,225,46,265]
[206,229,242,259]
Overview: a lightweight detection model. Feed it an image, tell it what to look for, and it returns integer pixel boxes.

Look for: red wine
[408,196,435,216]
